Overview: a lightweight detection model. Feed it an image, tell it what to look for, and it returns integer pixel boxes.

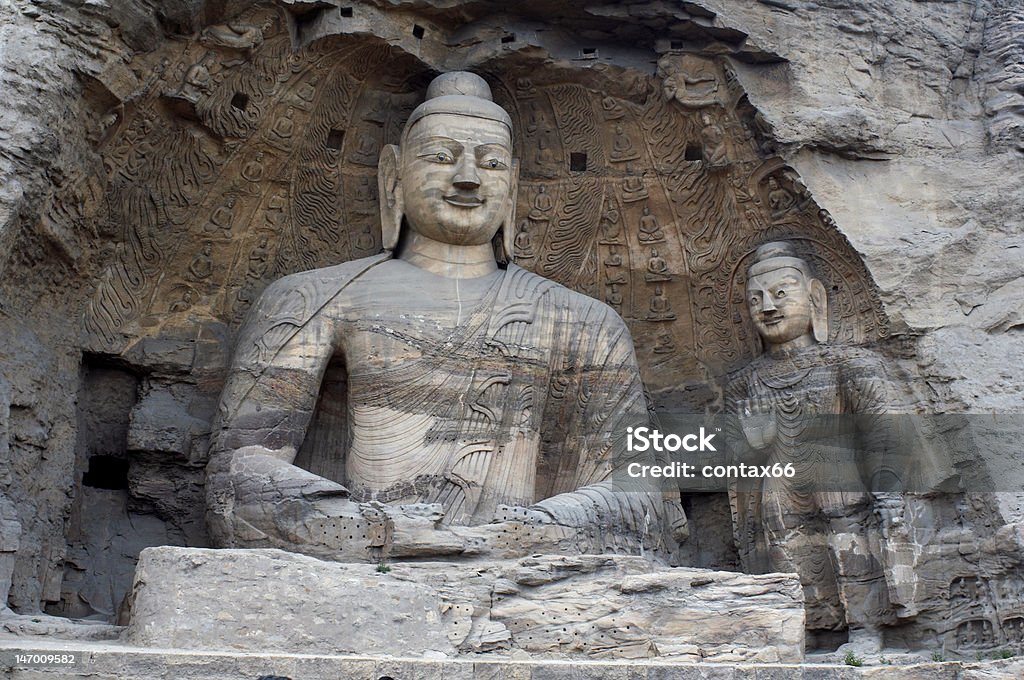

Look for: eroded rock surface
[125,547,805,662]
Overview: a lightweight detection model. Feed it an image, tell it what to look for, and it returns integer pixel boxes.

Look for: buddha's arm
[207,275,351,548]
[215,275,337,462]
[723,370,772,463]
[529,312,687,549]
[836,347,936,604]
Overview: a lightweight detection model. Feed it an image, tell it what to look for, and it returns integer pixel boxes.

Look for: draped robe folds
[207,254,679,557]
[725,345,891,630]
[725,344,951,629]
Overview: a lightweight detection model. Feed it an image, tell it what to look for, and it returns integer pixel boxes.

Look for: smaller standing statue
[727,241,919,653]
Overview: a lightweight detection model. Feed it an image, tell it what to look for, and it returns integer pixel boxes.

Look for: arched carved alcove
[81,1,887,415]
[23,0,902,618]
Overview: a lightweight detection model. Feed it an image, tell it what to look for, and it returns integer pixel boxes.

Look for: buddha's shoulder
[506,265,625,324]
[259,254,392,297]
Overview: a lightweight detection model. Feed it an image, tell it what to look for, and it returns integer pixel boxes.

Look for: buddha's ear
[809,277,829,343]
[378,144,403,251]
[498,159,520,264]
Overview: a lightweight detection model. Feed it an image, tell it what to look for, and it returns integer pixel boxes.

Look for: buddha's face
[747,266,814,346]
[400,112,513,246]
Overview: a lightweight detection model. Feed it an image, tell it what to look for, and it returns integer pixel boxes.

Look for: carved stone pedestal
[124,547,805,663]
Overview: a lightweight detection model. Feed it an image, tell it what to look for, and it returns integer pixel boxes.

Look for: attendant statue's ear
[498,159,520,263]
[378,144,403,251]
[809,277,828,343]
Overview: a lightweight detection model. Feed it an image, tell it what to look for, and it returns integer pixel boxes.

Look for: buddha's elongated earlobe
[378,144,403,250]
[498,159,519,263]
[809,278,828,343]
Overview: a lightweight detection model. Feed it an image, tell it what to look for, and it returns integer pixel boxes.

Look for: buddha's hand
[491,504,557,525]
[736,396,776,450]
[664,496,690,543]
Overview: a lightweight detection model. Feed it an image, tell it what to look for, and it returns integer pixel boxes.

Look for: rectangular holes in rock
[230,92,249,111]
[671,40,684,50]
[581,47,597,59]
[685,144,703,162]
[502,34,516,44]
[82,455,130,490]
[338,6,353,17]
[326,129,345,151]
[570,152,587,172]
[74,357,139,492]
[412,24,425,39]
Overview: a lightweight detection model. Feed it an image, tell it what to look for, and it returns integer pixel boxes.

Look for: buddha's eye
[750,296,761,306]
[434,151,454,163]
[776,289,786,298]
[482,158,507,170]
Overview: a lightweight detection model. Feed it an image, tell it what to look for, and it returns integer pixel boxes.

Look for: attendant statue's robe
[726,344,941,631]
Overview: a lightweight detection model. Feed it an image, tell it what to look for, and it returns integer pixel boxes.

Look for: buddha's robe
[207,254,680,557]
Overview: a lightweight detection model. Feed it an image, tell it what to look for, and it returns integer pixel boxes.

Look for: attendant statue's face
[745,242,828,348]
[747,266,815,346]
[401,113,513,246]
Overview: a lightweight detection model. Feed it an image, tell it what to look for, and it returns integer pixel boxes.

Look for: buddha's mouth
[444,194,484,208]
[761,315,783,326]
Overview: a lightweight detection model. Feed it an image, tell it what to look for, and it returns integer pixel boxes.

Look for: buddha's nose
[761,295,777,312]
[453,155,481,190]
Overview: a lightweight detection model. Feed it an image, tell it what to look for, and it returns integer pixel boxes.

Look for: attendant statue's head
[378,72,518,263]
[746,241,828,351]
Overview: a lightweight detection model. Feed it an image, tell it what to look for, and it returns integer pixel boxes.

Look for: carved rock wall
[0,0,1020,654]
[0,0,213,613]
[702,0,1024,526]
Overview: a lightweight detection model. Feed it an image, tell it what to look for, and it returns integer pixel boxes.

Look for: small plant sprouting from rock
[844,651,863,667]
[932,650,944,662]
[376,560,391,574]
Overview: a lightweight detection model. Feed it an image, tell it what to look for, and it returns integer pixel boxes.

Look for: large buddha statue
[206,73,686,562]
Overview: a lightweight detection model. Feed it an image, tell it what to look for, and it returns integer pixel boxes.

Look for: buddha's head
[378,72,518,261]
[746,241,828,348]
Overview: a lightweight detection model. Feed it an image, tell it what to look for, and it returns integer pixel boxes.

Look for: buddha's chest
[333,271,510,374]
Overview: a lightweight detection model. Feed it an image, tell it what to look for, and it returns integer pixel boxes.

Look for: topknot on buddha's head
[747,241,815,281]
[401,72,513,145]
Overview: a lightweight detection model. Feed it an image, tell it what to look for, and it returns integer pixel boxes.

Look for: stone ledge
[123,547,804,663]
[2,640,1024,680]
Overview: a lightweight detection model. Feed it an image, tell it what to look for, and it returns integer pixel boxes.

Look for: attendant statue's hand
[873,493,905,540]
[737,396,776,450]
